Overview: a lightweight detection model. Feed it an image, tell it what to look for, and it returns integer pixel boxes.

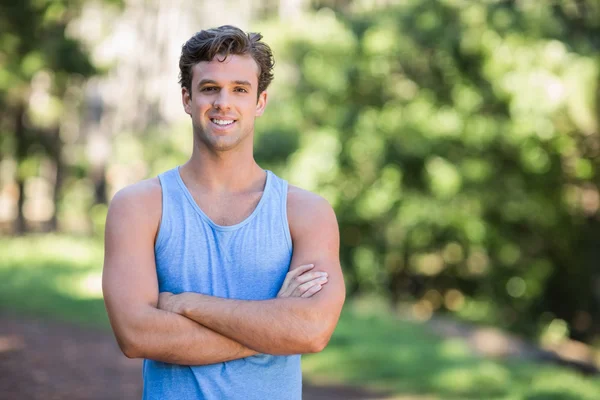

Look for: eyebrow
[198,79,252,87]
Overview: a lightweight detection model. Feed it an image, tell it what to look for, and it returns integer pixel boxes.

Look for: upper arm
[102,179,162,350]
[287,187,345,329]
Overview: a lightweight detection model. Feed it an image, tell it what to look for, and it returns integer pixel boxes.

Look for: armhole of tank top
[154,173,169,256]
[281,180,293,254]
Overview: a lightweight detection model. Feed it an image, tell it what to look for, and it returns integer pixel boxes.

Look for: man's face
[182,54,267,152]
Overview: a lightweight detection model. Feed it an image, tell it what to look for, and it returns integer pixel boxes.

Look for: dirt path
[0,315,391,400]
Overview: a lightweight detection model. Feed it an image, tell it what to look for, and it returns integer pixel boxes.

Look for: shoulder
[287,185,332,213]
[287,185,338,233]
[106,177,162,233]
[109,177,162,211]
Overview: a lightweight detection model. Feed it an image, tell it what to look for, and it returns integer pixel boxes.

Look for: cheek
[244,102,260,116]
[193,100,211,113]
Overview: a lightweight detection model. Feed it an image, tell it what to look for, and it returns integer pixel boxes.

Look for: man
[102,25,345,400]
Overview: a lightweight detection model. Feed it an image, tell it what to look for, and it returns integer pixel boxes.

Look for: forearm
[178,294,327,355]
[116,306,258,365]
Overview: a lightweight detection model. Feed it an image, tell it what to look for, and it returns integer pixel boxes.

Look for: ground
[0,314,392,400]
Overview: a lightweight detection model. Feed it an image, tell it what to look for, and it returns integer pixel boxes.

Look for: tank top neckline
[174,166,272,232]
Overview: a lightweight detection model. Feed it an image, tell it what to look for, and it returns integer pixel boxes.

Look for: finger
[278,264,314,297]
[289,263,315,277]
[290,276,327,297]
[293,271,328,285]
[301,284,322,298]
[287,271,326,295]
[296,276,328,295]
[281,264,314,289]
[292,279,321,297]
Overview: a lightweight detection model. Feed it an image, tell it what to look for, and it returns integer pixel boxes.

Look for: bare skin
[102,53,345,364]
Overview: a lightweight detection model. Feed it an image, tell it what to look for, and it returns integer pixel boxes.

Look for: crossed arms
[102,178,345,365]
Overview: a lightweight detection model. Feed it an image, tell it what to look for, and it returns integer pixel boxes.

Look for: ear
[255,90,268,117]
[182,87,192,116]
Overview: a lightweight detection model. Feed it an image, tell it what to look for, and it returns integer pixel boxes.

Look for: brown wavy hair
[179,25,275,98]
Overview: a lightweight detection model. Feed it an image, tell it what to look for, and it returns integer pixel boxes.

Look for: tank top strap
[155,167,182,255]
[262,171,292,253]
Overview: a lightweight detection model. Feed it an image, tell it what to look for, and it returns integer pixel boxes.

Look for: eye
[201,86,218,92]
[234,87,248,93]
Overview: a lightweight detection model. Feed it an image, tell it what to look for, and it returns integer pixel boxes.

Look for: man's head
[179,25,274,99]
[178,26,275,152]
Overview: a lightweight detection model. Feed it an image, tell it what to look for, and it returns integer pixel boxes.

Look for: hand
[158,292,187,314]
[277,264,328,298]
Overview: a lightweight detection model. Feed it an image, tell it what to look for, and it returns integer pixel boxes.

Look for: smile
[210,118,236,126]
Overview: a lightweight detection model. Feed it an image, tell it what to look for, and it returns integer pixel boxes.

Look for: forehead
[191,54,260,85]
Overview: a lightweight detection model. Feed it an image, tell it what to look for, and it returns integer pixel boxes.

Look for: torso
[144,167,302,400]
[190,191,263,226]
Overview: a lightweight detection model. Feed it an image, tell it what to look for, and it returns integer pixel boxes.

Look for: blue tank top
[142,167,301,400]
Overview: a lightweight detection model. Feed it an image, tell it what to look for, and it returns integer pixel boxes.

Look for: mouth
[210,118,236,129]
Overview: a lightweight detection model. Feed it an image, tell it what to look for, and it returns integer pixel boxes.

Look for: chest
[156,223,292,300]
[192,191,263,226]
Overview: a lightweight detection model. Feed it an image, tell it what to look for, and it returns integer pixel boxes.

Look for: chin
[194,127,250,152]
[208,136,243,152]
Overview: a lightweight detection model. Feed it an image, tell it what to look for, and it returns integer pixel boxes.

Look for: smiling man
[102,26,345,400]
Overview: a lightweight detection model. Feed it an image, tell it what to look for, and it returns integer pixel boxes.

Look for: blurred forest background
[1,0,599,377]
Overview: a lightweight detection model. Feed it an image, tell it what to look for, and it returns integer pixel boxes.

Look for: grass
[0,234,108,328]
[303,303,600,399]
[1,234,599,399]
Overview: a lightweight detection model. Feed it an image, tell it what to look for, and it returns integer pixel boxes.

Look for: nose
[213,90,231,111]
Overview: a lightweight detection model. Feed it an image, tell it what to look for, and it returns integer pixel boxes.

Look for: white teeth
[212,119,234,126]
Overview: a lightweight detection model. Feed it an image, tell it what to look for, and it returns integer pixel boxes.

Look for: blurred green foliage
[254,0,600,344]
[0,0,123,233]
[1,0,599,347]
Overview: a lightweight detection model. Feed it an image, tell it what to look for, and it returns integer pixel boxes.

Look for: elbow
[307,337,329,354]
[121,340,142,359]
[111,324,145,359]
[115,333,143,359]
[283,324,330,354]
[300,309,342,354]
[305,323,334,354]
[120,345,137,359]
[290,298,343,354]
[106,308,152,359]
[304,290,345,354]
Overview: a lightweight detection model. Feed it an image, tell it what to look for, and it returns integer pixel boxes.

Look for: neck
[180,136,264,193]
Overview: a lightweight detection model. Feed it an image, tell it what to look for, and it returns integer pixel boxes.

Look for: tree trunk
[49,126,63,232]
[13,103,28,234]
[91,165,107,205]
[388,246,410,308]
